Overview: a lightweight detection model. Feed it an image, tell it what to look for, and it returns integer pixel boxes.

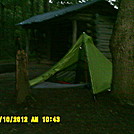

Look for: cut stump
[16,50,31,104]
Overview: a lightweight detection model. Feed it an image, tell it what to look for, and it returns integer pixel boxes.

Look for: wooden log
[16,50,31,104]
[77,13,93,17]
[95,38,110,43]
[97,32,113,35]
[69,15,94,23]
[97,22,113,26]
[96,16,115,21]
[95,17,114,23]
[77,16,93,21]
[97,47,110,52]
[96,30,113,35]
[96,24,114,28]
[97,45,110,49]
[96,34,112,39]
[96,26,113,30]
[96,42,110,46]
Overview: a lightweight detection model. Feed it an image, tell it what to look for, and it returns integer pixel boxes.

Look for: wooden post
[16,50,31,104]
[25,29,29,56]
[72,20,77,45]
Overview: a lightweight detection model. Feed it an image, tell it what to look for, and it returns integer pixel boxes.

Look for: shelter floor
[0,60,133,134]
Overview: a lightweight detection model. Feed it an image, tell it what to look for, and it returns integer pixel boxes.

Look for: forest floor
[0,59,134,134]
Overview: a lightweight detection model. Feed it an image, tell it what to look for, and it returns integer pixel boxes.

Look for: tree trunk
[0,3,5,57]
[110,0,134,105]
[43,0,49,13]
[12,4,17,48]
[0,3,5,38]
[35,1,40,14]
[30,0,34,16]
[21,1,29,20]
[72,20,77,45]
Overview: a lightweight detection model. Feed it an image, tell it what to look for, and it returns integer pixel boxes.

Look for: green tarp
[29,33,112,94]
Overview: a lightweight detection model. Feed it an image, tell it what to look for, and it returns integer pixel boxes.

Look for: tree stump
[16,50,31,104]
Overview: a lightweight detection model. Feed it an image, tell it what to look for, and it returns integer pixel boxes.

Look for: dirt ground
[0,60,134,134]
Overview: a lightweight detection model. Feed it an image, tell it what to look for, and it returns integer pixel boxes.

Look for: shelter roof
[17,0,116,26]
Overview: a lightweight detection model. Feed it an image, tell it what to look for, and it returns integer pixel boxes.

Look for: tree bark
[0,3,5,38]
[110,0,134,105]
[0,3,5,57]
[12,3,17,47]
[43,0,50,13]
[35,1,40,14]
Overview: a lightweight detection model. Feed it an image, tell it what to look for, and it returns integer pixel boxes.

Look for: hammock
[32,82,89,89]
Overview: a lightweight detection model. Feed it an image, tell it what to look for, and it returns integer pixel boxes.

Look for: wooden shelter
[17,0,117,61]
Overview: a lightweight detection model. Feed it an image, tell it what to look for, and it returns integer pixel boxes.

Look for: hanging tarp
[30,33,112,94]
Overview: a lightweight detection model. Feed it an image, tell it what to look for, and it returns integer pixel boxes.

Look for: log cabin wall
[74,13,95,38]
[49,12,95,60]
[94,14,115,60]
[49,10,115,61]
[69,10,116,60]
